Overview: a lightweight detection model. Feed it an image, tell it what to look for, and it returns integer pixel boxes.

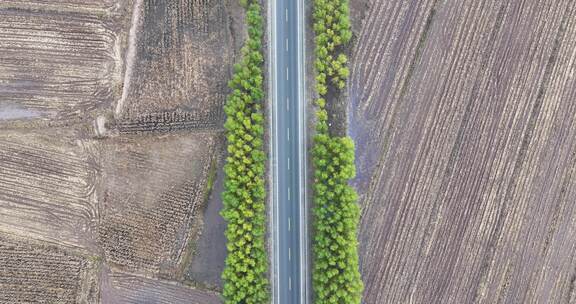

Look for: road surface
[268,0,307,302]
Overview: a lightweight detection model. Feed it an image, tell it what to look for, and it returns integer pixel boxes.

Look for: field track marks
[0,134,97,250]
[0,1,122,120]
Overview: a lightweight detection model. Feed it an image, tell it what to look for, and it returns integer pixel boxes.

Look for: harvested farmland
[0,130,97,249]
[0,0,241,301]
[0,232,98,303]
[0,0,126,121]
[349,0,576,303]
[115,0,233,132]
[98,133,217,276]
[101,269,222,304]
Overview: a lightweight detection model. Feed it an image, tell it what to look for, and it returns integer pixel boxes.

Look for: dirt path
[115,0,143,116]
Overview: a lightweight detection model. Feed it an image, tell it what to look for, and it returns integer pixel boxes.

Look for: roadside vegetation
[220,0,270,303]
[311,0,364,303]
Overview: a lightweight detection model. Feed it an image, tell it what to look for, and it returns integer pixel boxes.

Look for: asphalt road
[269,0,307,302]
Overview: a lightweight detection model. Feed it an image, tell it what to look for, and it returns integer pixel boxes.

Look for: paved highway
[268,0,307,302]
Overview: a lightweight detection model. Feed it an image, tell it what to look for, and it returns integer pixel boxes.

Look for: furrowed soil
[0,0,240,302]
[0,0,128,122]
[348,0,576,303]
[100,267,221,304]
[0,128,98,250]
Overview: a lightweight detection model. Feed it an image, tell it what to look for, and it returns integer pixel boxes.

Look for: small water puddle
[0,104,41,120]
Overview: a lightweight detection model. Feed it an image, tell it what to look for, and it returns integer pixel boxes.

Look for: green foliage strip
[311,0,364,303]
[220,1,269,303]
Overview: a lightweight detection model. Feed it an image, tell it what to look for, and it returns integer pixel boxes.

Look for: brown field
[0,0,237,302]
[0,129,98,249]
[97,133,217,277]
[101,268,221,304]
[0,232,98,303]
[349,0,576,303]
[114,0,233,132]
[0,0,129,121]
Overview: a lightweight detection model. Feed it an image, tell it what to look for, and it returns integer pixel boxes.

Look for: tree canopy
[221,1,270,303]
[311,0,364,302]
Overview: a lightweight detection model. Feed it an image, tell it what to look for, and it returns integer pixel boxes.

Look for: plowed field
[0,129,98,249]
[349,0,576,303]
[0,0,126,121]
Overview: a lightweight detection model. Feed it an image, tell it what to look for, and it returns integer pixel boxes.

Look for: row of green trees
[313,0,352,92]
[220,1,269,303]
[312,0,364,303]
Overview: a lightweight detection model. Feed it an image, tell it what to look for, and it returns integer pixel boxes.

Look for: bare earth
[0,0,240,302]
[100,267,221,304]
[349,0,576,303]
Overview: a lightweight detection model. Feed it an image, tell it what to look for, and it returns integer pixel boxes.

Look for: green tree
[311,0,364,303]
[221,1,270,303]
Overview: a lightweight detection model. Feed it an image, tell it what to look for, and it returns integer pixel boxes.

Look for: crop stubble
[350,0,576,303]
[115,0,231,132]
[0,0,234,302]
[0,233,98,303]
[97,133,217,276]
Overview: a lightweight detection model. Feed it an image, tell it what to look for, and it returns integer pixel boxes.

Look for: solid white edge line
[267,0,279,302]
[297,0,308,301]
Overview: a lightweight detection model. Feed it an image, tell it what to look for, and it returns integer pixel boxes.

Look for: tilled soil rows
[0,130,98,249]
[0,0,125,121]
[349,0,576,303]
